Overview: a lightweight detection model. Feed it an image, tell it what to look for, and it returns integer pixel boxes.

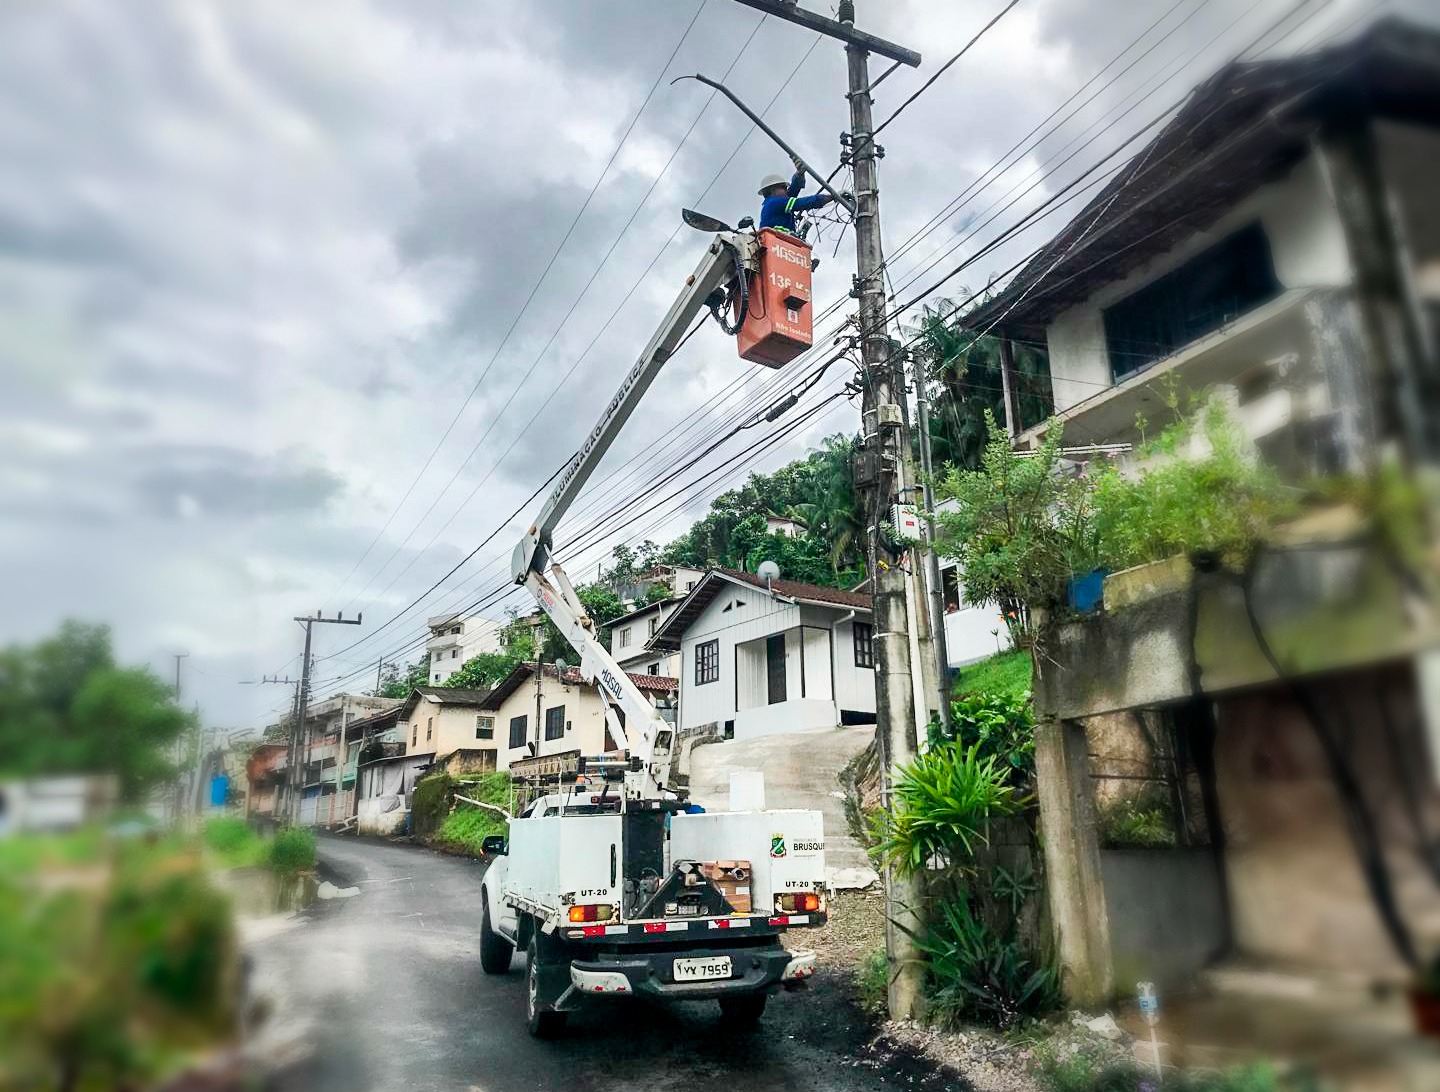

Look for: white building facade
[650,570,876,741]
[425,613,505,684]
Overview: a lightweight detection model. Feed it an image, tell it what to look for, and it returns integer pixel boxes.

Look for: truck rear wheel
[479,897,513,975]
[718,993,767,1028]
[526,932,568,1039]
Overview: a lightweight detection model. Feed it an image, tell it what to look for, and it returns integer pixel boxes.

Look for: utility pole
[729,0,926,1020]
[908,345,954,722]
[375,659,386,696]
[288,612,363,825]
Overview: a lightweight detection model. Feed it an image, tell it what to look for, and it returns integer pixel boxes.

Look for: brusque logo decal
[770,834,787,859]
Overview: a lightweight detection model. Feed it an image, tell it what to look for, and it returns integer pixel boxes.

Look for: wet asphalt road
[247,835,957,1092]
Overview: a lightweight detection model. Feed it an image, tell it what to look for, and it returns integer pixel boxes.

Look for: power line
[325,0,712,609]
[872,0,1022,137]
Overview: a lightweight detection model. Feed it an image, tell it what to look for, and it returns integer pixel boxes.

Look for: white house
[425,612,505,684]
[649,569,876,741]
[963,18,1440,479]
[609,598,683,677]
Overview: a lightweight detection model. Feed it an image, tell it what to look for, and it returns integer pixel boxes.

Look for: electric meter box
[736,228,814,368]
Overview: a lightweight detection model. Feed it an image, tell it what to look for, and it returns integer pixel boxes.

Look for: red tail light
[568,903,614,923]
[776,891,821,913]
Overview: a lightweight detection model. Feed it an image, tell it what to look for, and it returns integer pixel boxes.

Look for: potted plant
[1410,955,1440,1037]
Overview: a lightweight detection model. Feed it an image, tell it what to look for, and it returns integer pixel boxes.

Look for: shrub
[916,895,1059,1030]
[940,689,1036,783]
[871,742,1022,876]
[268,827,316,873]
[202,816,265,867]
[411,772,455,840]
[857,947,890,1016]
[1096,788,1177,849]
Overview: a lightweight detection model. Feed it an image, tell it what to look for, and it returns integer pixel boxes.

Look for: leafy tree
[377,658,429,699]
[444,649,526,691]
[908,299,1052,472]
[932,414,1091,648]
[0,622,195,801]
[655,433,864,586]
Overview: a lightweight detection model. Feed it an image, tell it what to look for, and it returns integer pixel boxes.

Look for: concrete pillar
[1034,716,1114,1007]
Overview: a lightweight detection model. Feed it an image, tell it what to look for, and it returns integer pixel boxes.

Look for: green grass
[436,772,511,854]
[267,827,317,873]
[857,947,890,1016]
[202,816,268,868]
[953,649,1032,700]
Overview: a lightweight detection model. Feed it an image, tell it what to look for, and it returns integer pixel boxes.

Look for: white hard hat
[757,173,788,196]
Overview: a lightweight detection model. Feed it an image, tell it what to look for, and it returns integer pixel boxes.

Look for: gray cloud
[1,0,1432,733]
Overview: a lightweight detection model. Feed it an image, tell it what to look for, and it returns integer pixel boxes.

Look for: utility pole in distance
[288,612,363,825]
[729,0,925,1021]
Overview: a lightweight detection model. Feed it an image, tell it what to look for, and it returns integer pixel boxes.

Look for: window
[508,715,528,749]
[475,715,494,740]
[942,566,961,613]
[451,649,458,659]
[426,716,433,741]
[433,675,440,683]
[412,726,418,748]
[619,628,632,648]
[1104,222,1280,379]
[853,622,874,669]
[648,664,659,675]
[695,639,719,685]
[451,625,461,635]
[649,616,660,637]
[545,705,566,741]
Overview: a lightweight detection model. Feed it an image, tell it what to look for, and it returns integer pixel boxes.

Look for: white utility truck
[477,222,828,1037]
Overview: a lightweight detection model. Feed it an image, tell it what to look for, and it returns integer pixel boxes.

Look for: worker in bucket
[758,154,836,237]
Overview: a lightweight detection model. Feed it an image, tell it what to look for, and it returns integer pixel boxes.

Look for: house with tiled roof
[648,568,876,741]
[479,661,678,772]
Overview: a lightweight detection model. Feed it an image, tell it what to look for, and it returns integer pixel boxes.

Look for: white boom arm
[512,232,756,799]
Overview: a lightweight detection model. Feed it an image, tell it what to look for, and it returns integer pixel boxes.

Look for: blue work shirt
[760,171,831,234]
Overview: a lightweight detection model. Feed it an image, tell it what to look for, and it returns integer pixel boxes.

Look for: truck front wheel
[479,896,513,975]
[718,993,767,1028]
[525,932,568,1039]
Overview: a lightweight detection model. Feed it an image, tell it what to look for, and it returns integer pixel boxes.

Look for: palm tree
[907,298,1053,472]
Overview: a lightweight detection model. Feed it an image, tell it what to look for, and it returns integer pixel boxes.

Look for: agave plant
[870,741,1023,876]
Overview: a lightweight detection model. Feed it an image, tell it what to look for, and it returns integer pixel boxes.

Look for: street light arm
[673,74,856,215]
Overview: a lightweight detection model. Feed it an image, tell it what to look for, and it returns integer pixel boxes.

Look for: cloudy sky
[1,0,1423,733]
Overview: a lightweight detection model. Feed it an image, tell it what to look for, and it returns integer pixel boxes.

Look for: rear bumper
[561,945,815,1006]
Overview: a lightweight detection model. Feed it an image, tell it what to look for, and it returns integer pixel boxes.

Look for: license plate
[673,956,732,982]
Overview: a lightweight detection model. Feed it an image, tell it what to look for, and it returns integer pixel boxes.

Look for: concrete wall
[1214,666,1440,981]
[1045,151,1353,412]
[1101,849,1226,992]
[832,616,877,719]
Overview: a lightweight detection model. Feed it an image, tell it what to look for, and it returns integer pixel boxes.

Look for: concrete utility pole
[729,0,926,1021]
[288,612,363,825]
[908,346,953,721]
